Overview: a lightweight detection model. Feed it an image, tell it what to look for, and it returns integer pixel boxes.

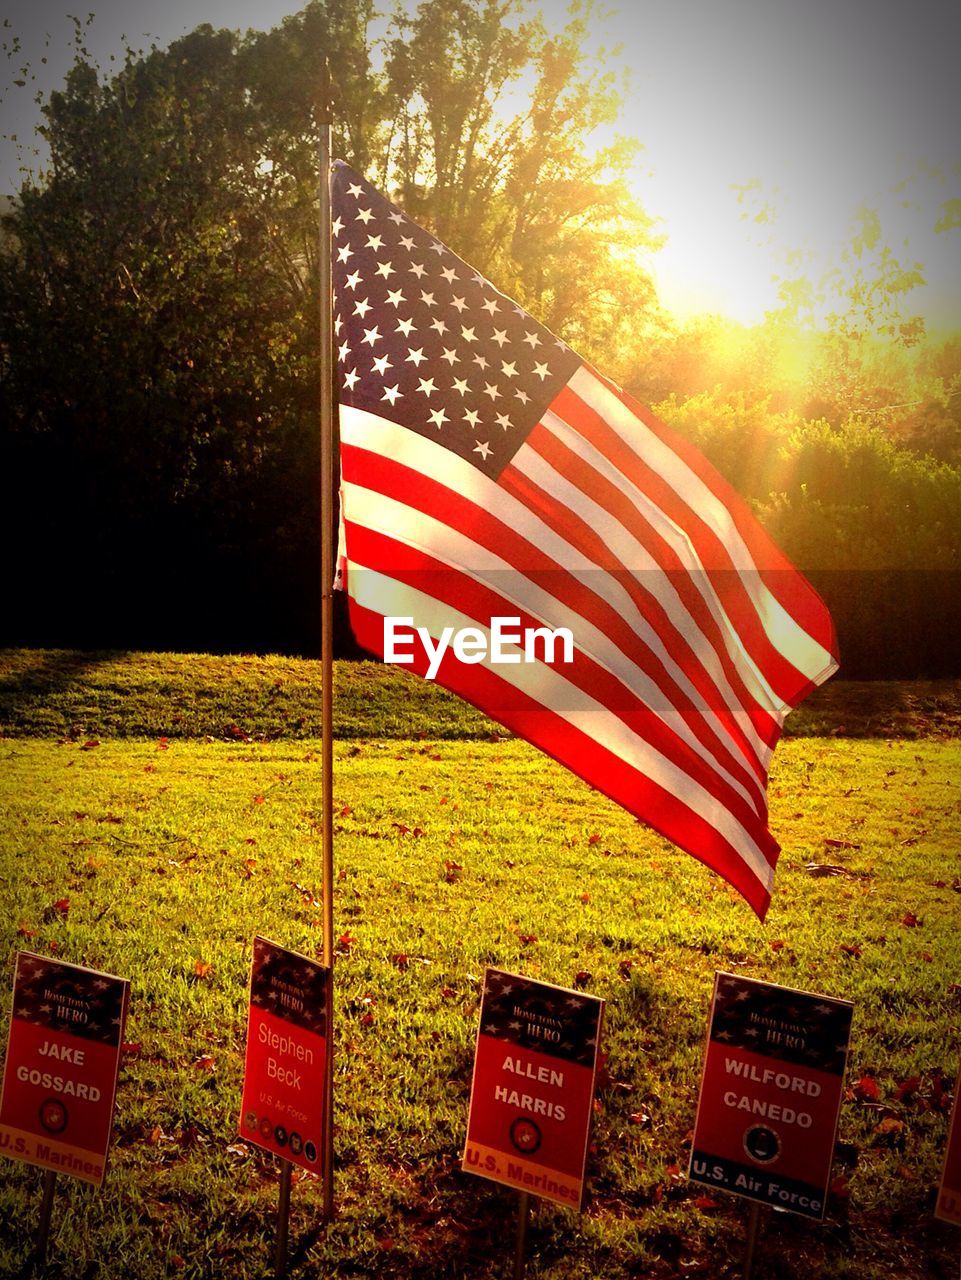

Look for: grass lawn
[0,653,959,1278]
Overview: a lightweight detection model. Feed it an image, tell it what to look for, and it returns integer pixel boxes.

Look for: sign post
[936,1059,961,1227]
[689,971,853,1268]
[0,952,130,1264]
[462,967,604,1241]
[239,937,331,1275]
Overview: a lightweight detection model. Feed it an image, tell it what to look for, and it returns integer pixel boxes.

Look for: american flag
[331,161,838,919]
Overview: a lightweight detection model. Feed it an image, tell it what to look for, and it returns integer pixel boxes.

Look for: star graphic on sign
[353,297,372,318]
[430,318,448,335]
[464,408,481,427]
[523,331,541,348]
[355,207,374,223]
[515,388,530,404]
[451,296,468,313]
[382,385,402,405]
[362,325,382,345]
[375,260,396,279]
[452,378,470,396]
[396,317,416,336]
[372,354,392,374]
[409,262,427,278]
[343,369,359,390]
[389,211,405,225]
[406,347,427,367]
[416,377,438,397]
[532,361,550,380]
[399,234,416,251]
[481,298,499,314]
[441,348,460,366]
[495,413,513,430]
[331,217,343,236]
[491,329,508,347]
[386,289,406,307]
[336,244,354,263]
[501,361,518,378]
[441,266,458,283]
[473,354,489,370]
[420,290,436,308]
[483,383,501,401]
[461,326,477,342]
[338,340,350,361]
[428,407,449,428]
[344,270,362,289]
[365,233,384,251]
[347,182,363,196]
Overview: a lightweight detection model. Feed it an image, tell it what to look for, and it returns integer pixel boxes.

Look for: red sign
[689,972,853,1220]
[937,1064,961,1225]
[0,952,130,1186]
[462,968,604,1209]
[239,937,329,1174]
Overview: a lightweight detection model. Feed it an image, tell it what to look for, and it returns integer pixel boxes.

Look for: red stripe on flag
[345,519,778,847]
[517,417,784,754]
[347,599,775,918]
[585,368,839,664]
[499,450,780,758]
[342,438,773,797]
[551,380,834,708]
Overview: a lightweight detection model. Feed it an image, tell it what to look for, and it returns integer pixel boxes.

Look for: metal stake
[512,1191,530,1280]
[274,1159,293,1278]
[34,1169,57,1266]
[743,1200,763,1280]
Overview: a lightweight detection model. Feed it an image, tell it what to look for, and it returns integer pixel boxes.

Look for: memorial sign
[462,968,604,1209]
[936,1066,961,1226]
[239,937,329,1175]
[0,952,129,1186]
[689,972,853,1221]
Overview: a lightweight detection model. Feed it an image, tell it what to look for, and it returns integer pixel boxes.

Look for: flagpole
[317,59,336,1225]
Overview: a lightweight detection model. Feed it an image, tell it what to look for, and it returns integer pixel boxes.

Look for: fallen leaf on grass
[894,1076,921,1103]
[840,943,863,958]
[829,1176,851,1201]
[900,912,921,927]
[693,1194,721,1210]
[80,740,100,751]
[121,1042,142,1057]
[192,1055,216,1072]
[390,953,410,971]
[824,838,861,850]
[16,922,36,938]
[854,1075,880,1102]
[193,960,213,980]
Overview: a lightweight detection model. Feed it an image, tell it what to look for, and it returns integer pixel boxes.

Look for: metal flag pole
[317,57,337,1229]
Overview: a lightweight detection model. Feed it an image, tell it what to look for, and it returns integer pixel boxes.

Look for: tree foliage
[0,0,655,651]
[0,0,959,673]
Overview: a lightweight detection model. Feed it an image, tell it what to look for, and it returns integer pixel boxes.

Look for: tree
[0,0,660,651]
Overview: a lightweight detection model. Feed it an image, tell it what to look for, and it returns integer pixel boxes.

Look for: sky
[1,0,959,326]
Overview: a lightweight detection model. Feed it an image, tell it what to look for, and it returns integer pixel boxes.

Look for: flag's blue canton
[331,162,580,480]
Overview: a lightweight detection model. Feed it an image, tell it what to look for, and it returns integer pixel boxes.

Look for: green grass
[3,649,961,741]
[0,654,959,1278]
